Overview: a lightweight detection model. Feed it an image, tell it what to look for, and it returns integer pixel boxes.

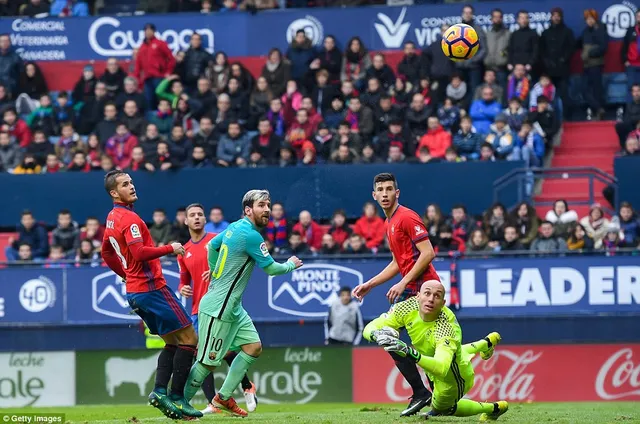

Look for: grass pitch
[3,402,640,424]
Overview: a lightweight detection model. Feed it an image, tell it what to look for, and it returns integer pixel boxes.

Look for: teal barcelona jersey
[200,217,275,321]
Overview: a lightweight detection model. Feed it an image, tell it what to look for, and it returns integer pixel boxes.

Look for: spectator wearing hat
[578,9,608,121]
[621,10,640,101]
[484,9,510,91]
[540,8,575,118]
[579,203,611,249]
[486,113,518,160]
[417,116,451,159]
[134,23,176,110]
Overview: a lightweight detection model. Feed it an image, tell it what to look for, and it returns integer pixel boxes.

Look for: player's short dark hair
[153,208,166,215]
[104,169,126,196]
[373,172,397,189]
[58,209,71,216]
[186,203,205,214]
[339,286,352,295]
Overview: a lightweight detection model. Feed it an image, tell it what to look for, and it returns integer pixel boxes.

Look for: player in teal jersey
[364,280,508,421]
[184,189,303,417]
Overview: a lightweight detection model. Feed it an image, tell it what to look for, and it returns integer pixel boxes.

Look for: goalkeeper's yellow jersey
[363,297,472,382]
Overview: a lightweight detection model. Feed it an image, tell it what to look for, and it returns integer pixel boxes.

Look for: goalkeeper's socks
[462,339,489,355]
[388,351,430,398]
[219,351,257,399]
[201,372,216,403]
[170,344,197,398]
[153,344,177,394]
[453,399,495,417]
[184,361,212,402]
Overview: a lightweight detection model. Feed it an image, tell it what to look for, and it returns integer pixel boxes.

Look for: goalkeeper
[363,280,508,421]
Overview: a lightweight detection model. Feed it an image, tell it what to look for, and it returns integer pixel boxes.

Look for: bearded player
[101,170,202,420]
[177,203,258,415]
[364,280,507,420]
[184,189,303,417]
[352,172,438,416]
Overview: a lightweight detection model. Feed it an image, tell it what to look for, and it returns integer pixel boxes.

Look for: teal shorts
[196,308,260,367]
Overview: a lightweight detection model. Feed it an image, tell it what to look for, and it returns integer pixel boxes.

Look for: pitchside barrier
[2,345,639,408]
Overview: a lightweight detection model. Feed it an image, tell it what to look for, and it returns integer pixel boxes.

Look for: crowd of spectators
[0,5,617,175]
[4,198,639,265]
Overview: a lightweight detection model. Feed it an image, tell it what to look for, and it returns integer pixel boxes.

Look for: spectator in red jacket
[292,210,324,251]
[134,23,176,110]
[417,116,452,159]
[104,122,138,169]
[328,209,352,250]
[353,201,385,251]
[2,108,32,147]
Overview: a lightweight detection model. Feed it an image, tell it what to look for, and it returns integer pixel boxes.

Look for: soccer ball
[441,23,479,62]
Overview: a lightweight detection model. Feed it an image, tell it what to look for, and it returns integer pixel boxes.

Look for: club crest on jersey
[209,351,217,360]
[260,242,269,257]
[391,225,395,234]
[186,252,192,258]
[130,224,141,239]
[415,225,425,236]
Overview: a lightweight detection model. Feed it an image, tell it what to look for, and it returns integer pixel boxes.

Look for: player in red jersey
[353,172,439,417]
[101,170,201,420]
[176,203,258,415]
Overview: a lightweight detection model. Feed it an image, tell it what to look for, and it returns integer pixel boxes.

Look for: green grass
[2,402,640,424]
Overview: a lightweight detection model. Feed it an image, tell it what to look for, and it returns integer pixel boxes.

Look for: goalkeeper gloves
[383,339,422,363]
[370,326,399,342]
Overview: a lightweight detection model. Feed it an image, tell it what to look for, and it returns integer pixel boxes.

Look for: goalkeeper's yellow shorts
[431,361,475,413]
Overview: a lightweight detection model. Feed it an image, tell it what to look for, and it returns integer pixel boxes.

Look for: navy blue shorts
[127,286,192,336]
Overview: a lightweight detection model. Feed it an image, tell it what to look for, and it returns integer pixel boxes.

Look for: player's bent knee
[242,342,262,357]
[174,325,198,345]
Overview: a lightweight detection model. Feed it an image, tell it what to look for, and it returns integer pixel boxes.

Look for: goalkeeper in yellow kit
[363,280,509,421]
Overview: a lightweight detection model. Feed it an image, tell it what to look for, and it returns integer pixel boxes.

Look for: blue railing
[493,166,618,215]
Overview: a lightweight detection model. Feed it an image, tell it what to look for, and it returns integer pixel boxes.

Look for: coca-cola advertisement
[352,345,640,402]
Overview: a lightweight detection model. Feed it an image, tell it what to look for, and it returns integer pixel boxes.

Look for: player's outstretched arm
[353,255,400,300]
[263,256,303,276]
[246,231,303,275]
